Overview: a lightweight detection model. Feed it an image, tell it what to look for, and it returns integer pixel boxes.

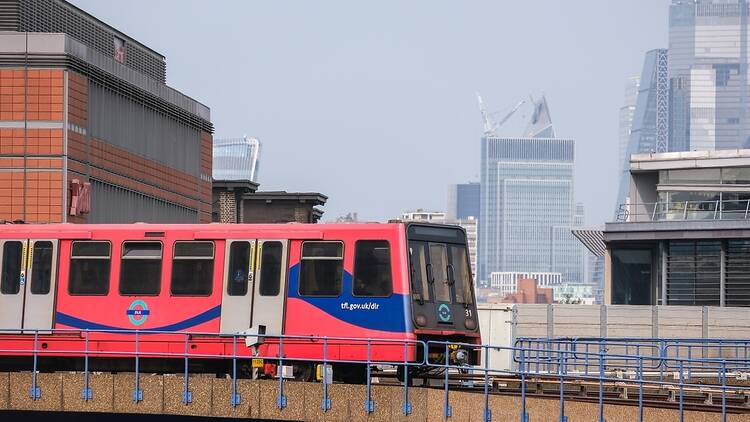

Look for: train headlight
[454,349,469,366]
[415,314,427,327]
[464,318,477,330]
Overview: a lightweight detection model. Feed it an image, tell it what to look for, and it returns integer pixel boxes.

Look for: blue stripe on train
[55,305,221,332]
[287,263,411,333]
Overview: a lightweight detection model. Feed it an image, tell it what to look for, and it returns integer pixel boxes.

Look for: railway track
[370,369,750,414]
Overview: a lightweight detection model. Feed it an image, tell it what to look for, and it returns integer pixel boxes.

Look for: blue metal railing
[0,329,749,421]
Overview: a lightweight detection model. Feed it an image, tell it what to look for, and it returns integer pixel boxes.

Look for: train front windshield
[406,224,478,333]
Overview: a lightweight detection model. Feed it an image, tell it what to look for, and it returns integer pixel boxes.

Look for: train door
[220,240,257,334]
[250,239,288,337]
[0,239,58,330]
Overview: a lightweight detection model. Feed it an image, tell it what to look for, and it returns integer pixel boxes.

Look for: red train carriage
[0,222,479,379]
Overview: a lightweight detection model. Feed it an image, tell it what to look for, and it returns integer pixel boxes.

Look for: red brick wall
[0,68,212,224]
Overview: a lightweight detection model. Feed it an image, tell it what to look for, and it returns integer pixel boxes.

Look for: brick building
[212,181,327,224]
[0,0,213,223]
[500,278,554,304]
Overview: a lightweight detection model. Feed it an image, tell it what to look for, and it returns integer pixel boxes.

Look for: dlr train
[0,222,480,381]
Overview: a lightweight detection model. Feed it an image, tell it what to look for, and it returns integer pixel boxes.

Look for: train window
[353,240,392,297]
[408,242,431,302]
[1,241,23,295]
[30,241,53,295]
[69,241,111,295]
[227,241,250,296]
[299,241,343,296]
[259,241,283,296]
[120,242,162,296]
[448,245,473,305]
[429,243,451,303]
[171,241,214,296]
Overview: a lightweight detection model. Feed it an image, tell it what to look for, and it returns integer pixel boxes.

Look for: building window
[171,242,214,296]
[299,242,343,297]
[30,241,53,295]
[353,240,392,297]
[120,242,162,296]
[667,241,721,306]
[227,241,250,297]
[69,241,111,295]
[611,249,652,305]
[1,242,23,295]
[259,242,283,296]
[725,240,750,307]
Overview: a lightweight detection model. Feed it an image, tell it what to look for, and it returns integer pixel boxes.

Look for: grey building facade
[669,0,750,151]
[478,97,583,286]
[447,182,480,220]
[605,150,750,307]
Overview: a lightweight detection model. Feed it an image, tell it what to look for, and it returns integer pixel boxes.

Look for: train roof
[0,222,412,240]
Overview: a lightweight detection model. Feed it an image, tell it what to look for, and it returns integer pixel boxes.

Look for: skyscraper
[615,49,669,216]
[213,136,261,182]
[669,0,750,151]
[478,96,583,285]
[619,77,640,176]
[446,182,480,220]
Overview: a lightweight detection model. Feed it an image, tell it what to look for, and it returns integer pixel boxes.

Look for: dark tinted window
[120,242,162,296]
[259,241,283,296]
[299,241,343,296]
[171,241,214,296]
[227,241,250,296]
[30,241,53,295]
[353,240,392,297]
[448,245,472,304]
[429,243,451,303]
[69,241,111,295]
[1,241,23,295]
[409,241,431,302]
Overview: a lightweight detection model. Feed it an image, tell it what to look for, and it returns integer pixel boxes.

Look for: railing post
[321,336,331,412]
[231,335,241,407]
[30,330,40,400]
[558,351,567,422]
[638,356,644,422]
[678,360,684,422]
[365,338,374,414]
[82,329,92,401]
[721,360,727,422]
[183,333,192,404]
[683,201,688,220]
[133,330,142,402]
[402,341,412,416]
[443,343,452,418]
[277,335,287,409]
[484,345,492,422]
[652,202,658,221]
[714,200,720,219]
[598,340,606,422]
[744,199,750,219]
[520,348,528,422]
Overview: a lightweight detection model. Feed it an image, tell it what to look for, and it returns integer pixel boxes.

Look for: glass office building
[478,97,583,285]
[212,136,261,182]
[669,0,750,151]
[447,182,480,220]
[615,49,670,219]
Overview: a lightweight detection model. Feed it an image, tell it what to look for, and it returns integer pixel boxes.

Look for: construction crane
[476,92,525,137]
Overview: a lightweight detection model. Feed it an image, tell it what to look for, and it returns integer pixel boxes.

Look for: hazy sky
[71,0,670,224]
